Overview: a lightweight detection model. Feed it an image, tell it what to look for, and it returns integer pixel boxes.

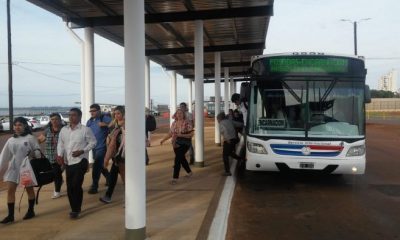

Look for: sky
[0,0,399,108]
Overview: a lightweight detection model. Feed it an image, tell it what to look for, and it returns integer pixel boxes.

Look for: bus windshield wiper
[281,81,302,103]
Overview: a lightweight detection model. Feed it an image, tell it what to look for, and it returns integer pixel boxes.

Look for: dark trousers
[105,163,119,198]
[223,139,240,173]
[145,148,149,165]
[188,141,195,164]
[66,159,88,213]
[91,148,109,189]
[51,163,63,192]
[173,145,191,179]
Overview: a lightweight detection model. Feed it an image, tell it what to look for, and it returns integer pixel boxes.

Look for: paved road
[227,123,400,240]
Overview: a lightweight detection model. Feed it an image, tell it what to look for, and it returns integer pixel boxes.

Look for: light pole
[340,18,371,55]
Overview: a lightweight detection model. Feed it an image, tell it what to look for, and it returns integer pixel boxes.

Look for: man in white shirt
[231,93,248,127]
[57,108,97,219]
[217,113,243,176]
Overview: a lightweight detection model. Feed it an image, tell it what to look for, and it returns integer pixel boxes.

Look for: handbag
[29,149,55,204]
[19,156,38,188]
[30,149,54,185]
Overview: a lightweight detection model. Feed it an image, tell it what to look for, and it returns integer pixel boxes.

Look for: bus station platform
[0,124,227,240]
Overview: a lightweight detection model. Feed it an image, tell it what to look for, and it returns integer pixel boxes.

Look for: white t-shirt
[239,103,248,126]
[0,134,40,183]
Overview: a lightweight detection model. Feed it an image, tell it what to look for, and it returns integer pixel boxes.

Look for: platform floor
[0,125,226,240]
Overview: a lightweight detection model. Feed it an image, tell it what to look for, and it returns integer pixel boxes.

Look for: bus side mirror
[240,82,251,102]
[365,85,371,103]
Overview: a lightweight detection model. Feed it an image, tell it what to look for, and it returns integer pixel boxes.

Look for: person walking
[86,103,111,194]
[56,108,97,219]
[179,102,195,164]
[37,113,65,199]
[100,106,125,204]
[0,117,41,224]
[145,107,157,165]
[160,109,193,185]
[217,112,243,176]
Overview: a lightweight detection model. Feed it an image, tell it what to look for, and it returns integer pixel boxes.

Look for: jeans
[173,145,191,179]
[105,162,124,198]
[66,158,88,213]
[222,139,240,173]
[52,163,64,192]
[145,148,149,165]
[188,141,195,164]
[91,148,109,190]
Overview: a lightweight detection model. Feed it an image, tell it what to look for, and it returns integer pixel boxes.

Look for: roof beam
[183,71,247,79]
[165,61,250,70]
[85,0,118,16]
[146,5,273,23]
[146,42,264,56]
[204,77,249,83]
[67,5,273,27]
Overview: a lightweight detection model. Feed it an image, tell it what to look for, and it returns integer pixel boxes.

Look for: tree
[370,90,397,98]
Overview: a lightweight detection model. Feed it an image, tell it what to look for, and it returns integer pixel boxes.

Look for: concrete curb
[207,160,237,240]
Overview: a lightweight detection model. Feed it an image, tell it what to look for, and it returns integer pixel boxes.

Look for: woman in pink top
[160,109,194,184]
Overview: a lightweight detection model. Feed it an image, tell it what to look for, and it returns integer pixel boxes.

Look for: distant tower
[378,69,398,92]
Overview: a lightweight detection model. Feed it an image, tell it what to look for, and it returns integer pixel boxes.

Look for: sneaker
[184,172,193,178]
[69,212,79,219]
[0,215,14,224]
[23,210,35,220]
[99,196,112,204]
[88,188,98,194]
[52,192,61,199]
[170,179,178,185]
[222,172,232,176]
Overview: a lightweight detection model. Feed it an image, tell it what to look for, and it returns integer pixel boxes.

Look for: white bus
[243,52,370,174]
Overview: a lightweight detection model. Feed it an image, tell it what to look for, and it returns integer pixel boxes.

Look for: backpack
[146,115,157,132]
[29,149,54,204]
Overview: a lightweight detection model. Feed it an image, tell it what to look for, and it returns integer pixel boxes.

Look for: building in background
[378,69,398,92]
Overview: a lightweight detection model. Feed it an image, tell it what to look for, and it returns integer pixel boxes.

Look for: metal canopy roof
[27,0,274,81]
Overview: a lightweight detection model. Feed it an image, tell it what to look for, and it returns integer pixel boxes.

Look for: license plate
[299,162,314,169]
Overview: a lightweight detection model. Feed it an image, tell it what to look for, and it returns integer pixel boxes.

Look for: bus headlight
[346,145,365,157]
[247,142,268,154]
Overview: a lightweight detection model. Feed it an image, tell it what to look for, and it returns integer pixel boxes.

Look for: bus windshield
[248,78,365,138]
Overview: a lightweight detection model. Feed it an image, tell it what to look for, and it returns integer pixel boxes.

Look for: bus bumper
[246,153,365,174]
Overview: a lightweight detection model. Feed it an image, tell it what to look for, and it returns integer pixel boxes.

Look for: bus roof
[251,52,365,65]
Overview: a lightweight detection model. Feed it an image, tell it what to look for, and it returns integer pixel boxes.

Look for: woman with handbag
[160,109,194,185]
[37,112,65,199]
[100,106,125,204]
[0,117,41,224]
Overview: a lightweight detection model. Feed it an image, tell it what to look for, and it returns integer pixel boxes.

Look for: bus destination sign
[269,58,349,73]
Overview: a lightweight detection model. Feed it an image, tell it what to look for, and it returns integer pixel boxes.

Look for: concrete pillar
[230,78,235,109]
[214,52,221,145]
[224,67,230,114]
[80,44,86,123]
[84,27,95,123]
[124,0,146,239]
[233,81,237,94]
[170,71,177,125]
[188,78,193,113]
[145,57,150,109]
[65,25,86,122]
[194,20,204,167]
